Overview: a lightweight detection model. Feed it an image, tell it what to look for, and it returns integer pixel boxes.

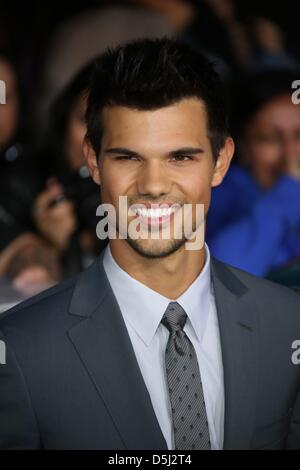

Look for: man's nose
[137,161,172,197]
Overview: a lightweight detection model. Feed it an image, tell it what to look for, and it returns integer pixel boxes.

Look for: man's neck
[109,239,206,299]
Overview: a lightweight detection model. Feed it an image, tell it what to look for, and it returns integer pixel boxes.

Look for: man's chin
[125,237,187,259]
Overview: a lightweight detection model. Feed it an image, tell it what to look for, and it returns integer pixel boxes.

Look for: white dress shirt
[103,243,224,450]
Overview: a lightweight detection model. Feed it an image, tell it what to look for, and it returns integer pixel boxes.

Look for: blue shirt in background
[206,165,300,277]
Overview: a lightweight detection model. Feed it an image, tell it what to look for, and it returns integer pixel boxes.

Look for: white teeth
[134,207,176,218]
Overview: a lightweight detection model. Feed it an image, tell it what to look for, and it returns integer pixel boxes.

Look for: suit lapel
[67,252,167,450]
[211,258,259,449]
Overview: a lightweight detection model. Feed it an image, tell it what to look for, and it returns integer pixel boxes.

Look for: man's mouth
[129,204,181,227]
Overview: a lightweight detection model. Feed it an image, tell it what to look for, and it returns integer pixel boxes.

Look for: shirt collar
[102,243,212,346]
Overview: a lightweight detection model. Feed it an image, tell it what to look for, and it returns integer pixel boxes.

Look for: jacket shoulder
[212,257,300,306]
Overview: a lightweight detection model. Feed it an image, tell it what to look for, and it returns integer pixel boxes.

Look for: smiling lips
[130,205,181,227]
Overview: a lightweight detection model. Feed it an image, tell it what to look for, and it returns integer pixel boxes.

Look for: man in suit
[1,38,300,450]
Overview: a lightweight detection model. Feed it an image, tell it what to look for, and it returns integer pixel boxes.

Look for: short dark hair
[86,37,229,161]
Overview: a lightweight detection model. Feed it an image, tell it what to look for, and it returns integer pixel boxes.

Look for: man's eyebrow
[104,147,140,156]
[104,147,205,157]
[169,147,205,156]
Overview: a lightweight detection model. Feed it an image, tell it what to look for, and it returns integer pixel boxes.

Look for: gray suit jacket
[0,250,300,449]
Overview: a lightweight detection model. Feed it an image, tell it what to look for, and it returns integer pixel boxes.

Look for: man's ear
[211,137,235,187]
[83,137,101,186]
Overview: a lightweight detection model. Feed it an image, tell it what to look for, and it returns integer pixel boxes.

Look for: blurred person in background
[0,53,37,246]
[0,40,116,301]
[207,69,300,280]
[0,233,61,301]
[248,16,298,72]
[180,1,299,76]
[0,54,61,302]
[32,61,103,278]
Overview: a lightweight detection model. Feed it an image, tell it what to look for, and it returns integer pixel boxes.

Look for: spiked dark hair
[86,37,229,160]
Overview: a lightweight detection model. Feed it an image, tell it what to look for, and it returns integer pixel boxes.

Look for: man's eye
[170,155,193,161]
[115,155,139,161]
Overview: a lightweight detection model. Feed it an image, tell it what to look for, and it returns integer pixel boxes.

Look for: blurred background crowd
[1,0,300,312]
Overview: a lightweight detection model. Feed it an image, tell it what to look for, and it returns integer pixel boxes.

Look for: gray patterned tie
[161,301,211,450]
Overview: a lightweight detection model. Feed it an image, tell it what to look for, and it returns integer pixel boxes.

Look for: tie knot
[161,302,187,333]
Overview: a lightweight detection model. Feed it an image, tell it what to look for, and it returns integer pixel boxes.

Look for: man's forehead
[101,98,208,135]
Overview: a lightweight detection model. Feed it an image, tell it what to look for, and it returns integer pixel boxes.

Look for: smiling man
[88,96,230,298]
[1,38,300,450]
